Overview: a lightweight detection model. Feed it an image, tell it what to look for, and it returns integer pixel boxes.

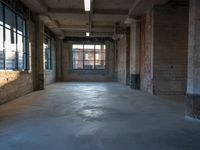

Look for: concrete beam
[39,15,65,38]
[21,0,48,13]
[64,31,113,37]
[56,25,114,33]
[186,0,200,119]
[47,8,129,15]
[129,0,169,16]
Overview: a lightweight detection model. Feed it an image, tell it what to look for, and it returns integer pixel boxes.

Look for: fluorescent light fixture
[86,32,90,37]
[84,0,91,11]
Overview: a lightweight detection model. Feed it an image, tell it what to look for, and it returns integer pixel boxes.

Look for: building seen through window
[44,34,52,70]
[72,44,106,70]
[0,2,28,70]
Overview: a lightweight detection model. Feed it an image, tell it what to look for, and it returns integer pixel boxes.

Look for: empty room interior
[0,0,200,149]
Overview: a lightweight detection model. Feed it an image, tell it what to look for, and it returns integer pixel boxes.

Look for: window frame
[0,2,28,71]
[72,43,106,70]
[44,33,52,70]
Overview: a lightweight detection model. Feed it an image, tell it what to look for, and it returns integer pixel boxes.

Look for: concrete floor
[0,82,200,150]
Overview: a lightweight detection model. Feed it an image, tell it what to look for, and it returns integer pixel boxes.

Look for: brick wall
[153,5,189,95]
[140,11,154,94]
[117,34,130,85]
[62,41,114,82]
[0,21,35,104]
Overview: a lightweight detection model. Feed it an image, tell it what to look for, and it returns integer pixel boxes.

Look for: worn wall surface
[0,21,35,104]
[129,20,141,89]
[140,11,154,94]
[117,33,130,85]
[153,6,189,95]
[44,39,56,86]
[62,41,114,82]
[130,20,141,76]
[186,0,200,119]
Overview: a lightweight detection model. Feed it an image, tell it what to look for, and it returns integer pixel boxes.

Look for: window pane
[5,28,16,52]
[6,51,16,69]
[95,44,106,69]
[84,45,94,49]
[73,44,83,69]
[17,16,25,35]
[95,60,105,69]
[95,52,105,60]
[0,51,4,69]
[18,52,23,69]
[45,48,50,69]
[95,45,101,50]
[84,60,94,69]
[95,45,106,53]
[5,7,16,31]
[73,60,83,69]
[5,28,16,70]
[0,3,3,26]
[17,34,23,52]
[44,35,51,69]
[84,48,94,69]
[72,44,106,70]
[73,44,83,49]
[0,25,3,50]
[0,25,3,69]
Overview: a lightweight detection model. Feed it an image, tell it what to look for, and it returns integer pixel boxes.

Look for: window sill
[72,69,106,71]
[0,70,30,74]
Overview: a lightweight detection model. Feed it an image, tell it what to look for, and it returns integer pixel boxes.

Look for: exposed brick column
[56,38,63,81]
[35,17,44,90]
[130,17,141,89]
[186,0,200,119]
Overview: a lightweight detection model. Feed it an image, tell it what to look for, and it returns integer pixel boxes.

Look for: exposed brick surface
[140,11,154,94]
[0,21,35,104]
[62,42,114,82]
[117,35,128,85]
[154,5,188,95]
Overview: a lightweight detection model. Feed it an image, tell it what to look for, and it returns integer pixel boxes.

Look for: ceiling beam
[21,0,48,13]
[55,25,114,33]
[48,8,85,14]
[39,14,65,38]
[64,31,113,38]
[47,8,128,15]
[94,9,128,15]
[21,0,65,38]
[129,0,170,16]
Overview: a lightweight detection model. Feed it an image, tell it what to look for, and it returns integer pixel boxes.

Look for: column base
[130,74,140,89]
[186,94,200,119]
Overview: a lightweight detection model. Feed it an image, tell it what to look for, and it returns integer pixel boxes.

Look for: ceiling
[20,0,171,38]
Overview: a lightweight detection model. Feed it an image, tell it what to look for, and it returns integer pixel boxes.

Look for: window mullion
[83,44,85,70]
[50,39,52,69]
[25,22,27,70]
[16,14,18,70]
[25,22,29,70]
[94,45,95,70]
[3,4,5,70]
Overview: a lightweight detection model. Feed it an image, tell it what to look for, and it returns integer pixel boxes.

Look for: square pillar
[130,17,141,89]
[186,0,200,119]
[35,17,44,90]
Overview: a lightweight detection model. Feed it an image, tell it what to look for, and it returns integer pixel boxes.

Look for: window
[44,34,52,70]
[0,3,4,69]
[0,2,28,70]
[72,44,106,70]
